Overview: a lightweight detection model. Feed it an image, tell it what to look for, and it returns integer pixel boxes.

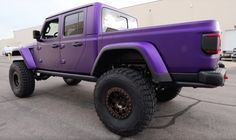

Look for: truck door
[37,17,61,71]
[59,9,86,72]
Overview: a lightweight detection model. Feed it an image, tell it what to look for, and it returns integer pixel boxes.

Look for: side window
[42,19,59,39]
[64,12,84,36]
[102,8,138,33]
[102,8,128,32]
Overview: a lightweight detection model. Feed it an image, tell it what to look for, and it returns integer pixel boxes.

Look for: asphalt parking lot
[0,56,236,140]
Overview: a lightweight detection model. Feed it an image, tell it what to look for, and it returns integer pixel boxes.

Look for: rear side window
[64,12,84,36]
[102,8,138,33]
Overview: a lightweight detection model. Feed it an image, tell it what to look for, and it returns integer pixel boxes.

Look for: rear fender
[92,42,172,83]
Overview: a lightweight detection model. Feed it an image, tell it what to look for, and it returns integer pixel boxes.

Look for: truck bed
[100,20,220,73]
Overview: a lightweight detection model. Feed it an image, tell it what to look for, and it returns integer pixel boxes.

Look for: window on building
[42,19,59,39]
[64,12,84,36]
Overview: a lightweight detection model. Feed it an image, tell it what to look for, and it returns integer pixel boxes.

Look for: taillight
[202,33,221,54]
[224,73,228,80]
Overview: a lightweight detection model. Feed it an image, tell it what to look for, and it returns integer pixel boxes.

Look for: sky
[0,0,157,40]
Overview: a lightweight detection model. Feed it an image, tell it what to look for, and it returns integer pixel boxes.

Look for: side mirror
[33,30,42,41]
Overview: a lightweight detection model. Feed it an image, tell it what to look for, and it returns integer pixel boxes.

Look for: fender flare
[17,48,37,70]
[91,42,172,83]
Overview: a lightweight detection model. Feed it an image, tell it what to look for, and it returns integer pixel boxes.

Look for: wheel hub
[105,87,132,120]
[13,73,19,87]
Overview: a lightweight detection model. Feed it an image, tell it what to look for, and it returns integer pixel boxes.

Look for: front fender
[92,42,172,83]
[18,48,37,70]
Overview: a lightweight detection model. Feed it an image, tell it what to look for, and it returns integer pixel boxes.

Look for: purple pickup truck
[9,2,227,136]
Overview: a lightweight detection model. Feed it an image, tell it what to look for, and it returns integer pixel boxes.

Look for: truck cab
[32,3,138,74]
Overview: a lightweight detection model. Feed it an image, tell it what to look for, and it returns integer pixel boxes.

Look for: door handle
[52,44,59,48]
[72,42,83,47]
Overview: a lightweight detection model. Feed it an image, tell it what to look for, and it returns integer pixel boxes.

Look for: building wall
[0,38,17,48]
[0,26,41,52]
[14,26,41,46]
[121,0,236,32]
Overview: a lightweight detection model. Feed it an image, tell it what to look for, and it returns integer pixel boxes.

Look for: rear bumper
[199,68,226,86]
[172,67,226,88]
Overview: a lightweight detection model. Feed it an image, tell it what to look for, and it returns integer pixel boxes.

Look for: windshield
[102,8,138,32]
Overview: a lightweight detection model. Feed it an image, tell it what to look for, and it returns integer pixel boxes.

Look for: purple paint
[19,48,36,69]
[100,20,220,73]
[21,2,221,77]
[93,42,169,75]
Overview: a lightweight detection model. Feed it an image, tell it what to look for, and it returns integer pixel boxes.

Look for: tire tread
[95,68,156,136]
[9,61,35,98]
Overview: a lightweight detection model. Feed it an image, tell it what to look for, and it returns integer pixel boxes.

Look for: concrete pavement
[0,56,236,140]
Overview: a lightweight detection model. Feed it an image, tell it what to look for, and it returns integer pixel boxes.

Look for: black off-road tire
[155,86,182,102]
[63,78,81,86]
[9,61,35,98]
[94,68,156,136]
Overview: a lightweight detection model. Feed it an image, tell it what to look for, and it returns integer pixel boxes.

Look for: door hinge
[61,59,66,64]
[39,59,43,63]
[37,46,42,50]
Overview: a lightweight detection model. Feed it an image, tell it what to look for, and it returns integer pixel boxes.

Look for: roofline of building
[13,25,42,32]
[225,29,236,32]
[121,0,161,9]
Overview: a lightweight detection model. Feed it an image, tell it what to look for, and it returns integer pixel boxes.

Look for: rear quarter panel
[100,20,220,73]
